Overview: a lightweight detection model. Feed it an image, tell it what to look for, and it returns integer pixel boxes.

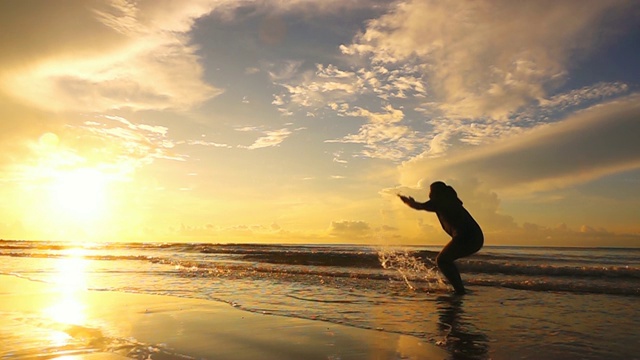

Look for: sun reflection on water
[44,247,89,345]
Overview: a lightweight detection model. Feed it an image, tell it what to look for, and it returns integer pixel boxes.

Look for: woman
[399,181,483,294]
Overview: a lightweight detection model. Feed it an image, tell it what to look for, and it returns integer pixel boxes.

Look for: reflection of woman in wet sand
[436,295,489,358]
[399,181,483,295]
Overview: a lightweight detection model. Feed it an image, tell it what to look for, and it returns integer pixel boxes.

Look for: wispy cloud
[272,62,427,113]
[1,112,185,190]
[326,105,421,161]
[1,0,223,112]
[78,114,186,166]
[238,127,295,150]
[264,0,635,166]
[537,82,630,113]
[401,94,640,193]
[410,81,630,160]
[343,0,634,120]
[186,140,231,148]
[272,64,363,111]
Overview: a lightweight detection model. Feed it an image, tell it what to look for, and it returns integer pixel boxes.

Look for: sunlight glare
[44,248,89,345]
[50,168,108,222]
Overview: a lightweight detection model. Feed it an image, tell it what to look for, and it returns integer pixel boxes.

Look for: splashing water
[377,248,447,292]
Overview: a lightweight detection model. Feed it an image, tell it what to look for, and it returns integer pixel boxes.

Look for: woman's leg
[436,242,466,294]
[436,237,481,294]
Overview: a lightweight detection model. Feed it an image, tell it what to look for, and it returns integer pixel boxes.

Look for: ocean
[1,240,639,359]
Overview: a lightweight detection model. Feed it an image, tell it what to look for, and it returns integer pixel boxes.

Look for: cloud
[0,0,223,112]
[0,0,390,113]
[272,64,364,110]
[329,220,372,238]
[238,128,294,149]
[498,222,640,247]
[186,140,231,148]
[5,112,232,180]
[343,0,635,119]
[332,151,348,164]
[537,82,630,113]
[235,126,261,132]
[68,114,188,170]
[326,105,422,161]
[410,81,630,159]
[268,60,304,81]
[272,62,428,113]
[266,1,634,164]
[400,94,640,193]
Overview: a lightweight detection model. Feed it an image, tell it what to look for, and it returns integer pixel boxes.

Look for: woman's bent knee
[435,253,451,269]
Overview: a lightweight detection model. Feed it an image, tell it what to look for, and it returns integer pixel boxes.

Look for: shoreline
[0,274,448,359]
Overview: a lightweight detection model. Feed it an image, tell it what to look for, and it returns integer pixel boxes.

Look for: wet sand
[0,275,447,359]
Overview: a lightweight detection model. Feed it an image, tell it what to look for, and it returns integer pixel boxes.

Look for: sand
[0,275,448,359]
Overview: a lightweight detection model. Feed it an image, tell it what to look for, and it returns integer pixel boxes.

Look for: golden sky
[1,0,639,246]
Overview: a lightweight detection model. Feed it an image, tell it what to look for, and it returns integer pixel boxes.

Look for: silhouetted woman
[399,181,483,295]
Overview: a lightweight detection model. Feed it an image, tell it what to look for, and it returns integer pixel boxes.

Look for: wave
[459,259,640,279]
[160,258,640,296]
[467,278,639,296]
[0,252,158,262]
[2,241,639,296]
[2,245,639,281]
[237,249,392,268]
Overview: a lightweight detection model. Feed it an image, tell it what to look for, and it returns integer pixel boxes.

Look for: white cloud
[343,0,634,120]
[1,0,223,112]
[332,151,348,164]
[186,140,231,148]
[77,114,186,166]
[239,128,294,150]
[408,82,631,161]
[272,95,285,106]
[235,126,261,132]
[326,105,422,161]
[273,61,429,113]
[401,94,640,193]
[273,65,363,109]
[103,115,168,136]
[538,82,629,112]
[278,108,294,116]
[316,64,355,79]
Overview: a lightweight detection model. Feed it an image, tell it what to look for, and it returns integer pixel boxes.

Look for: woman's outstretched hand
[398,194,416,208]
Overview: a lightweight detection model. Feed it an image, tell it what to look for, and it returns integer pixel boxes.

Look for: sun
[49,168,109,223]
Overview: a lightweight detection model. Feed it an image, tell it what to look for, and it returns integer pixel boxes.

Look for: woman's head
[429,181,459,202]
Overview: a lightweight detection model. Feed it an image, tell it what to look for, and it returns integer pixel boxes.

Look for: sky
[1,0,639,247]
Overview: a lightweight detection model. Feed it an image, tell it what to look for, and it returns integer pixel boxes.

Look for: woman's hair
[429,181,461,204]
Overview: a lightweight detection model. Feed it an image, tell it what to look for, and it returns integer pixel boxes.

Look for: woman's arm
[398,195,437,212]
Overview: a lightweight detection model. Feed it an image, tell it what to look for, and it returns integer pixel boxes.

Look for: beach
[0,275,447,359]
[1,241,639,359]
